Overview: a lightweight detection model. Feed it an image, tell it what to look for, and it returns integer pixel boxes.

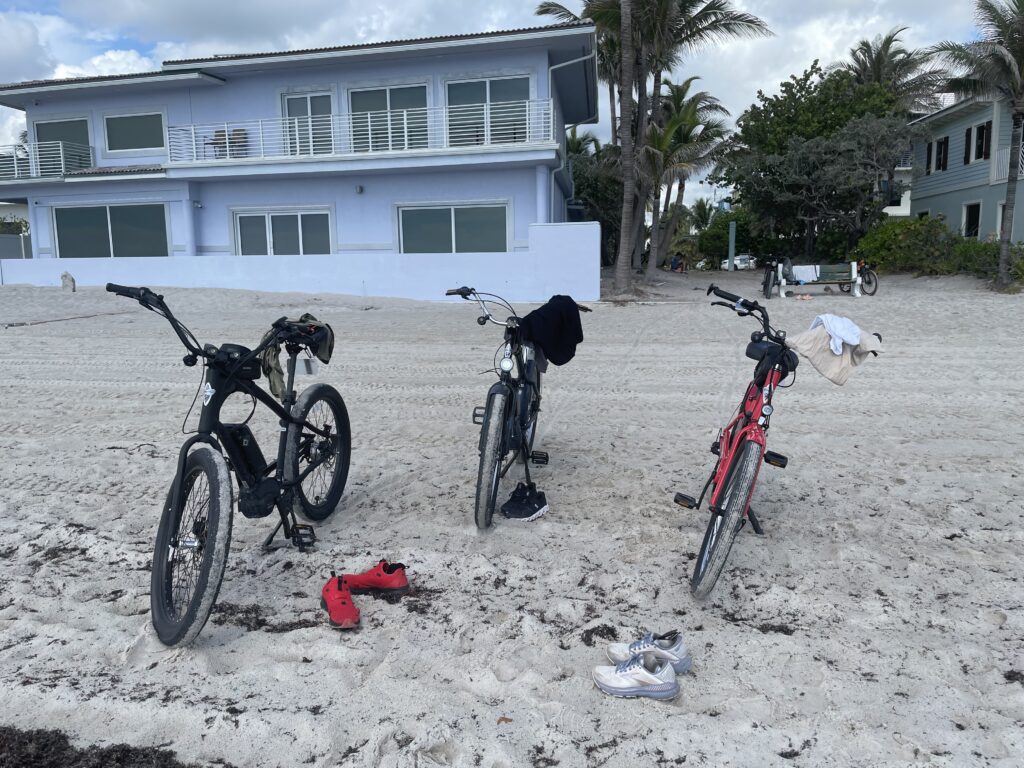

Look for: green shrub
[856,217,1016,279]
[950,239,999,277]
[857,217,955,273]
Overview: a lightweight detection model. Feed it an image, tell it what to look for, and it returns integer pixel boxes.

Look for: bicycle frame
[452,286,542,480]
[706,364,785,513]
[172,345,339,546]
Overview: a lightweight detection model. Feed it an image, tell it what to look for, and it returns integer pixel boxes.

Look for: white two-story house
[910,97,1023,241]
[0,22,599,300]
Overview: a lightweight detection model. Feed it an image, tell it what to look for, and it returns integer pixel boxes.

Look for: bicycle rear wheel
[690,440,761,600]
[762,268,775,299]
[150,444,233,646]
[861,269,878,296]
[285,383,351,521]
[475,390,508,530]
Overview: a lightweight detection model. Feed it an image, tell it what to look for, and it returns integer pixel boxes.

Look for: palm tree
[565,126,601,156]
[688,196,717,232]
[835,27,943,114]
[614,0,638,292]
[933,0,1024,288]
[653,77,729,260]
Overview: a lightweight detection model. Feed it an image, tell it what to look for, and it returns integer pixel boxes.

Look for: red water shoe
[343,559,410,597]
[319,572,360,629]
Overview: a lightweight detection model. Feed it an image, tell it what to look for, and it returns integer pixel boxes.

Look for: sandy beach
[0,271,1021,767]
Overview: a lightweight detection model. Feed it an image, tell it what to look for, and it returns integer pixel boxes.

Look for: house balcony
[0,141,94,181]
[993,145,1024,182]
[167,99,555,166]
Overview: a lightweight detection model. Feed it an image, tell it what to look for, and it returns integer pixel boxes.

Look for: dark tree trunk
[997,110,1022,288]
[608,79,618,147]
[613,0,637,293]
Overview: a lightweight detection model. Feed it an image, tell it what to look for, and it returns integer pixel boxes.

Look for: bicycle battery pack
[223,423,267,479]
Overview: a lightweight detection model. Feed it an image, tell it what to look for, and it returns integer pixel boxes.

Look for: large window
[236,211,331,255]
[400,205,506,253]
[932,135,949,172]
[966,120,992,163]
[54,204,168,258]
[285,93,333,156]
[35,119,89,146]
[447,77,529,147]
[963,202,981,239]
[105,113,164,151]
[350,86,427,152]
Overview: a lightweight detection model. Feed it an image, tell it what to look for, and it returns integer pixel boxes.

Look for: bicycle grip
[445,286,473,298]
[106,282,144,300]
[707,284,741,303]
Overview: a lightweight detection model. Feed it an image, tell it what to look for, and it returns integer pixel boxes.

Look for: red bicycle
[676,285,798,599]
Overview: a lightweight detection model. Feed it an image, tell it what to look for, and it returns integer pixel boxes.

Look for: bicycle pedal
[674,493,697,509]
[710,441,720,456]
[529,450,549,465]
[290,523,317,549]
[472,406,486,425]
[764,451,788,468]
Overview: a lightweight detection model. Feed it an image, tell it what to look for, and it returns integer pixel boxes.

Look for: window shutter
[965,127,972,164]
[941,137,950,170]
[926,142,932,174]
[984,120,992,159]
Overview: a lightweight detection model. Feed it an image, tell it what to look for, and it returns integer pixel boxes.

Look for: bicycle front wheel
[475,390,508,530]
[690,440,761,600]
[150,444,233,647]
[285,383,351,521]
[861,269,878,296]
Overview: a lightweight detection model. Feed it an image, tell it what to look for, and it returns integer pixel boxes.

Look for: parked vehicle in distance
[720,254,757,271]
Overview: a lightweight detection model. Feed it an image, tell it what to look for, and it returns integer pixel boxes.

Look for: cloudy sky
[0,0,977,201]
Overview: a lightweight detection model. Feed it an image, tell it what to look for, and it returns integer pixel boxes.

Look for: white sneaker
[606,630,691,673]
[592,654,679,700]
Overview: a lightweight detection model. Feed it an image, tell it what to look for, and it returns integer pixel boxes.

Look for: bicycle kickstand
[746,507,765,535]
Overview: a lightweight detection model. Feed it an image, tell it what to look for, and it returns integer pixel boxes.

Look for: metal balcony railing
[993,145,1024,182]
[166,99,554,164]
[0,141,94,180]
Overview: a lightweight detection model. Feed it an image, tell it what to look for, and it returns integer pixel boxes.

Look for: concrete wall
[0,221,600,301]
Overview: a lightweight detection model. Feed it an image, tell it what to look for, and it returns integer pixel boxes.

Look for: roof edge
[162,22,595,69]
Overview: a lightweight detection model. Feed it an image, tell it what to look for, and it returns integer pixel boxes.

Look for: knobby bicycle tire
[285,383,351,521]
[690,440,761,599]
[150,444,233,646]
[475,390,507,529]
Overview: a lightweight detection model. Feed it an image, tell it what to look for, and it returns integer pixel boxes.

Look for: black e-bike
[107,284,351,646]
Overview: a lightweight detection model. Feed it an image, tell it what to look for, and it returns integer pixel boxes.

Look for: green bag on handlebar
[258,313,334,401]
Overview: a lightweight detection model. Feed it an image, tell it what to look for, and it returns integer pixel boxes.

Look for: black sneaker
[501,483,549,521]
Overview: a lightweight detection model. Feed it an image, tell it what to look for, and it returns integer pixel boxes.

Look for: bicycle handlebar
[106,283,205,358]
[706,283,758,311]
[445,286,473,298]
[707,283,785,343]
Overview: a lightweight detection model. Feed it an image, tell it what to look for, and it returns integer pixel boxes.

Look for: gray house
[910,97,1021,240]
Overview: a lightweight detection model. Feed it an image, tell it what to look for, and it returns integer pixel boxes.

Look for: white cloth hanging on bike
[787,325,882,385]
[810,314,862,355]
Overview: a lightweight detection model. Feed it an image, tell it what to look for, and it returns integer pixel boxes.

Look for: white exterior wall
[0,221,600,301]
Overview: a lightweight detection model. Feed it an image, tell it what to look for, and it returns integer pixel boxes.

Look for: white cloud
[0,12,56,83]
[53,49,156,79]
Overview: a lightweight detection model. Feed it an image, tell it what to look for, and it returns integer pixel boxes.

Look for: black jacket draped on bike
[520,295,584,366]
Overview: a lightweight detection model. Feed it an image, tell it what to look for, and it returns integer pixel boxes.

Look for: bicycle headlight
[761,404,774,417]
[499,357,514,373]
